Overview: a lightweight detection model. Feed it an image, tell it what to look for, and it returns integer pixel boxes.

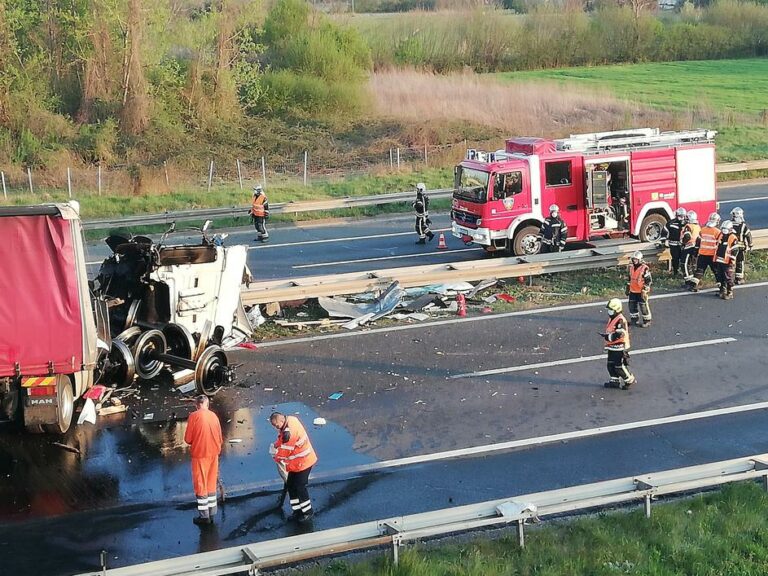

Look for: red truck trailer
[451,128,718,255]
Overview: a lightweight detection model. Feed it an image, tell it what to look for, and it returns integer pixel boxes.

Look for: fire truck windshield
[455,167,490,203]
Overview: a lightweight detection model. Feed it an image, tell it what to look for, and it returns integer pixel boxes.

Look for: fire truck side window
[494,171,523,199]
[545,161,572,187]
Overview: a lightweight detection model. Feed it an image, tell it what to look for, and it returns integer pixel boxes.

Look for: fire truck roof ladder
[556,128,716,153]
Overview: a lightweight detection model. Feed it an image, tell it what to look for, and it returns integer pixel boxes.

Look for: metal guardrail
[76,452,768,576]
[81,159,768,230]
[82,188,454,230]
[239,230,768,304]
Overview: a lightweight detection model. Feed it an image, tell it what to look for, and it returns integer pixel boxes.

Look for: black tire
[639,213,667,242]
[42,375,75,434]
[512,225,541,256]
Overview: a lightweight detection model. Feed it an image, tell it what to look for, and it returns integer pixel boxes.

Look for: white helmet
[253,185,263,196]
[706,212,720,227]
[730,207,744,224]
[675,207,687,219]
[687,210,698,224]
[416,183,426,193]
[720,220,734,234]
[631,250,643,262]
[606,298,622,314]
[549,204,559,215]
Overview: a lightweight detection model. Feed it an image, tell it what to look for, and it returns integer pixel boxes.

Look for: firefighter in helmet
[539,204,567,253]
[730,207,753,284]
[413,183,434,244]
[681,210,700,290]
[691,212,721,292]
[660,207,688,276]
[714,219,740,300]
[249,185,270,242]
[626,250,652,327]
[600,298,636,390]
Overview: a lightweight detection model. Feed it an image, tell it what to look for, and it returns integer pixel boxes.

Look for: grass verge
[303,482,768,575]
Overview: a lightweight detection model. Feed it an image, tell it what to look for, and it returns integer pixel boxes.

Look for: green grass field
[303,482,768,575]
[499,58,768,161]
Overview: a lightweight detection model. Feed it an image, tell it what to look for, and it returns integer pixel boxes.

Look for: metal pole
[397,148,400,170]
[303,151,308,186]
[164,160,170,189]
[1,171,6,200]
[208,160,214,193]
[27,167,33,194]
[67,167,72,198]
[261,156,266,187]
[236,159,243,190]
[518,520,525,547]
[644,494,652,518]
[389,148,393,169]
[424,143,428,166]
[97,164,102,196]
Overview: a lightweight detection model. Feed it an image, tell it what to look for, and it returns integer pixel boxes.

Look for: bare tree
[121,0,149,136]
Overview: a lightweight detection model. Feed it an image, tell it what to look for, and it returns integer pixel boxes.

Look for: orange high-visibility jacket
[714,233,738,264]
[250,194,267,217]
[273,415,318,473]
[184,408,223,459]
[604,313,630,352]
[628,263,650,294]
[697,225,721,256]
[682,222,701,249]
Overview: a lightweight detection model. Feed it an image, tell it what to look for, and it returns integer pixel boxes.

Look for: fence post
[27,167,33,194]
[1,171,6,200]
[97,164,102,196]
[67,167,72,198]
[236,159,243,190]
[397,148,401,170]
[207,160,214,193]
[303,151,308,186]
[389,148,393,169]
[261,156,266,187]
[424,143,428,166]
[164,160,170,189]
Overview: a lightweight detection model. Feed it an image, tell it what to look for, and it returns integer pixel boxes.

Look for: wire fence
[0,141,494,200]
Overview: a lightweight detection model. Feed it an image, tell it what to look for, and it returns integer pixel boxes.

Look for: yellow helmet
[606,298,623,313]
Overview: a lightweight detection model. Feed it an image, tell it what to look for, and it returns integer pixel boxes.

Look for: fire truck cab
[451,128,718,255]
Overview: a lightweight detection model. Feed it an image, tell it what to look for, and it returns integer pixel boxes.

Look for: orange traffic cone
[437,232,447,250]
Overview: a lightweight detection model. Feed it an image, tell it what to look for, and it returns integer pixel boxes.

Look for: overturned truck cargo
[0,203,250,434]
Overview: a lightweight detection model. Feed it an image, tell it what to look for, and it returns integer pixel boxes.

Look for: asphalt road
[83,181,768,281]
[2,280,767,575]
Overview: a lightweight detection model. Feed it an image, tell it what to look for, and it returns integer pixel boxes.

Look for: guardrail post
[518,520,525,548]
[236,159,243,190]
[27,167,33,194]
[67,167,72,198]
[392,535,401,565]
[644,494,652,518]
[100,549,107,576]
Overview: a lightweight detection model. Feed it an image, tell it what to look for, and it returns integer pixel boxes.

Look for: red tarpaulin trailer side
[0,215,84,377]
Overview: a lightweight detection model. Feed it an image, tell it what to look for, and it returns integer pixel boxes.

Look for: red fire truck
[451,128,718,255]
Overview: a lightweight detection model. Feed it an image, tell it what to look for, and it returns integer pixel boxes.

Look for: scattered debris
[143,413,155,420]
[97,404,128,416]
[265,302,282,317]
[319,281,404,321]
[53,442,81,455]
[328,392,344,400]
[495,293,516,303]
[77,398,97,425]
[466,278,498,299]
[313,417,327,426]
[228,438,243,444]
[177,382,197,394]
[237,341,259,350]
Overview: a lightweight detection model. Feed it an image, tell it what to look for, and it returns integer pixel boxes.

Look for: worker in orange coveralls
[184,395,223,526]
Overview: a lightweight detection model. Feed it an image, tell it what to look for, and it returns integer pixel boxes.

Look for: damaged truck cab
[0,203,100,433]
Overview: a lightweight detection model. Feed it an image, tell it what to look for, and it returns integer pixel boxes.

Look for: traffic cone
[437,232,447,250]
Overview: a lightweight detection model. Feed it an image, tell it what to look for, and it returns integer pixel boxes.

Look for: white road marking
[449,337,736,379]
[719,196,768,203]
[254,281,768,348]
[292,247,479,269]
[252,228,449,250]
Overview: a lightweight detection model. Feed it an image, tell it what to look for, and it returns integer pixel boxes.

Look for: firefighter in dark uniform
[660,207,687,276]
[249,185,270,242]
[601,298,636,390]
[714,220,740,300]
[626,250,652,327]
[691,212,721,292]
[730,207,753,284]
[681,210,700,290]
[413,183,434,244]
[539,204,567,253]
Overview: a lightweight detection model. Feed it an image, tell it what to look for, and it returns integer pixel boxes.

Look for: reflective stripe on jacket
[714,233,738,264]
[697,226,721,256]
[629,263,650,293]
[682,223,700,249]
[605,313,630,352]
[273,415,318,473]
[250,194,267,217]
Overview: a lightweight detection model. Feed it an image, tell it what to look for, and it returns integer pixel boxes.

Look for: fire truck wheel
[513,226,541,256]
[639,213,667,242]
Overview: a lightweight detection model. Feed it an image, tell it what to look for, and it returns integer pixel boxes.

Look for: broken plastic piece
[328,392,343,400]
[313,417,327,426]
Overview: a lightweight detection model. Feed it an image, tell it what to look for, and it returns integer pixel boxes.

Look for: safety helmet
[675,207,687,219]
[687,210,698,224]
[730,207,744,224]
[720,220,734,234]
[631,250,643,262]
[706,212,720,227]
[549,204,559,215]
[606,298,623,314]
[416,183,426,193]
[253,185,263,196]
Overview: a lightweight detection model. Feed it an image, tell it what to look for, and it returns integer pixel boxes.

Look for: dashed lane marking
[292,247,479,268]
